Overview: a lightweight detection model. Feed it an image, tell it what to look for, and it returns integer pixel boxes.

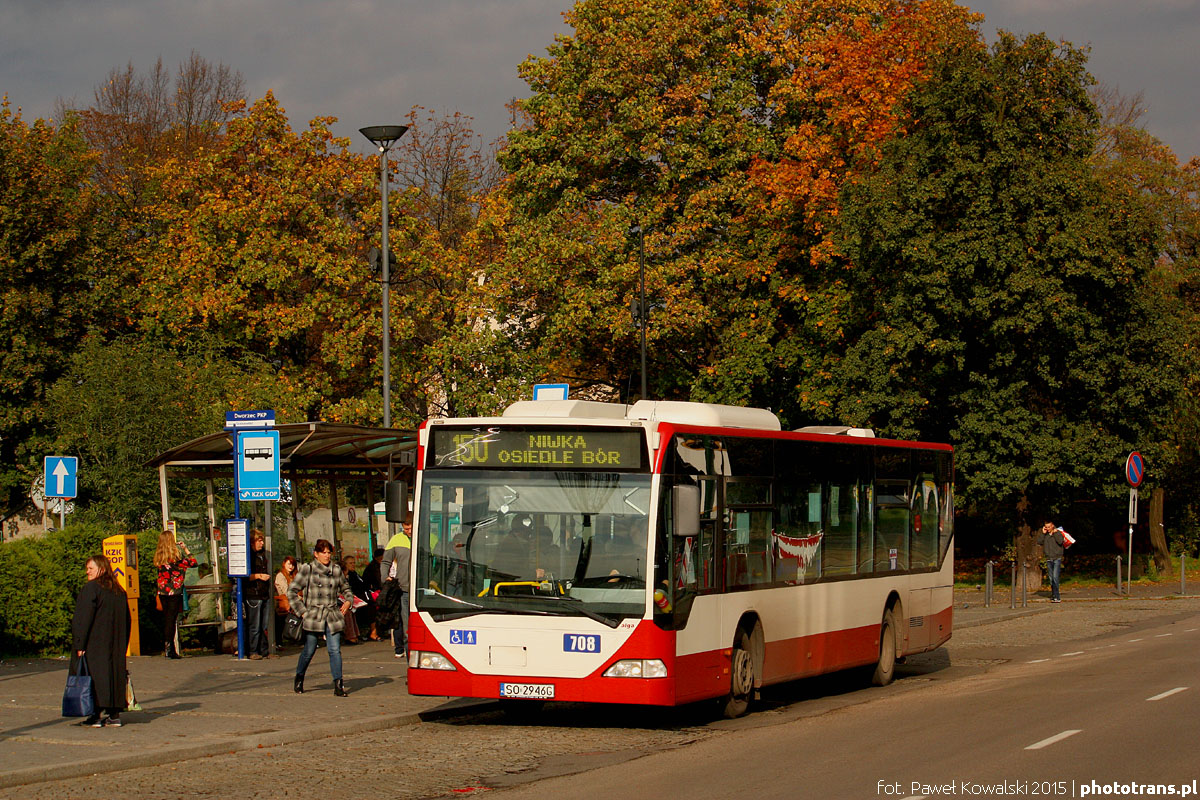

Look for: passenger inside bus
[532,526,560,580]
[594,519,647,580]
[492,515,536,579]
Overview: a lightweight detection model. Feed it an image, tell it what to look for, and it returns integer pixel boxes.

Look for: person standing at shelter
[154,531,197,659]
[1037,521,1066,603]
[244,530,272,659]
[380,519,412,659]
[273,556,298,646]
[287,539,353,696]
[71,554,130,727]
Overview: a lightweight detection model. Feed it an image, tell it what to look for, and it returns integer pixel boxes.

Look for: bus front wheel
[722,629,755,718]
[871,609,897,687]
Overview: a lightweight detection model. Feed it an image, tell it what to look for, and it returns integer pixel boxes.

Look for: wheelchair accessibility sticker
[449,629,477,645]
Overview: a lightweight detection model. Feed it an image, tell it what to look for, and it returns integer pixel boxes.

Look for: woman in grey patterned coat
[287,539,353,696]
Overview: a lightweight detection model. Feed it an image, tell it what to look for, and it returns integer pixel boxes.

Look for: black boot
[294,673,304,694]
[333,679,348,697]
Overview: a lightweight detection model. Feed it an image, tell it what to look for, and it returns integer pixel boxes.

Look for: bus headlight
[409,651,457,671]
[603,659,667,679]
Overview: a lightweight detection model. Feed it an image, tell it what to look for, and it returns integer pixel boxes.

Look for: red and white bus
[404,399,953,716]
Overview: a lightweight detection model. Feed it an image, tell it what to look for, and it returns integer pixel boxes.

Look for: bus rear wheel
[722,629,755,718]
[871,609,897,687]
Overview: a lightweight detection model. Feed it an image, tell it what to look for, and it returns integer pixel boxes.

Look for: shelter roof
[145,422,418,479]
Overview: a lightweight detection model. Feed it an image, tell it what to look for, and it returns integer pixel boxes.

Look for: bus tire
[722,628,755,718]
[871,609,897,687]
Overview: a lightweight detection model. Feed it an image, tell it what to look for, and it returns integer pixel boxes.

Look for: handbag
[283,612,303,644]
[342,607,360,642]
[61,656,96,718]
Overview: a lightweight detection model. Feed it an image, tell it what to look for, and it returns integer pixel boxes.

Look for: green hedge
[0,525,163,656]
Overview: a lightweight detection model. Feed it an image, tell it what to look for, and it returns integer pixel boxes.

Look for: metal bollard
[1021,561,1028,608]
[1182,554,1187,596]
[985,560,993,608]
[1010,560,1017,609]
[1116,555,1122,595]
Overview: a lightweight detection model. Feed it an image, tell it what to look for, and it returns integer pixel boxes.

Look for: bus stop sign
[1125,451,1145,487]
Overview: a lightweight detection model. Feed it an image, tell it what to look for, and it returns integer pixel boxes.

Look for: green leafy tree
[835,33,1185,532]
[0,100,98,516]
[48,335,281,530]
[1089,86,1200,543]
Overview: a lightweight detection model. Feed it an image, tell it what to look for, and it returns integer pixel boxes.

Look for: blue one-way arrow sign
[44,456,78,499]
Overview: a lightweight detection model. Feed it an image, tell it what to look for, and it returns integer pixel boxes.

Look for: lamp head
[359,125,409,149]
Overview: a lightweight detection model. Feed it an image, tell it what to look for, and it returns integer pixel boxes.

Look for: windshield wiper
[532,595,622,628]
[424,588,487,610]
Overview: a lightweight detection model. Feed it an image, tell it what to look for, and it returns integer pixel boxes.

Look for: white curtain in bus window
[774,482,823,584]
[939,479,954,560]
[909,478,939,569]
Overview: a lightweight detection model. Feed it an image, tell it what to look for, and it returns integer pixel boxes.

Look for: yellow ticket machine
[103,533,141,656]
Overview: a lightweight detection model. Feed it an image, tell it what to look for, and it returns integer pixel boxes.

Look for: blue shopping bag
[61,656,96,718]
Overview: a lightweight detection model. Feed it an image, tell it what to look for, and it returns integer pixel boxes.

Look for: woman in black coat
[71,554,131,727]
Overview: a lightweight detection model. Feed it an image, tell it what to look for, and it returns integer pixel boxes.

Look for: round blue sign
[1125,451,1144,487]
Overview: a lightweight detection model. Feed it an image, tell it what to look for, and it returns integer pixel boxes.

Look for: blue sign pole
[234,441,244,660]
[225,411,278,660]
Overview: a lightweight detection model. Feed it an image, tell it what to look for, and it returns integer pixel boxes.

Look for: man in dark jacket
[380,520,412,658]
[1037,521,1066,603]
[244,530,273,658]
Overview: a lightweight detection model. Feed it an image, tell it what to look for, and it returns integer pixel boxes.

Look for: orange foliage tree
[493,0,979,421]
[137,93,380,423]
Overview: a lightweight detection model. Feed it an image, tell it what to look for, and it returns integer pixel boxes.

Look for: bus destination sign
[432,428,643,470]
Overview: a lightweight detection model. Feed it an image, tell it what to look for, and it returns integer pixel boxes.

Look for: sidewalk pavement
[3,581,1197,789]
[0,638,485,790]
[953,578,1200,629]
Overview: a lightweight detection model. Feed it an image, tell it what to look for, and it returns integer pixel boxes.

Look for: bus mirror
[673,485,701,537]
[385,480,408,523]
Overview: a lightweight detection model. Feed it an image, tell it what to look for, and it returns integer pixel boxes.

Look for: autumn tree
[0,101,98,517]
[834,33,1186,539]
[137,93,380,424]
[71,52,245,210]
[383,108,514,421]
[493,0,976,415]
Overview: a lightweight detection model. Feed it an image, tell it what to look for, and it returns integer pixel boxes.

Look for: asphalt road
[6,599,1198,800]
[488,608,1200,800]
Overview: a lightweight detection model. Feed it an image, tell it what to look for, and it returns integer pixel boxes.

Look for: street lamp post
[630,224,648,401]
[359,125,409,433]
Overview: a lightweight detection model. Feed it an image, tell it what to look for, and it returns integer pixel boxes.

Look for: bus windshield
[415,470,652,624]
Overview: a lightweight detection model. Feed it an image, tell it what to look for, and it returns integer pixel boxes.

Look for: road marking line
[1026,730,1082,750]
[1155,633,1172,638]
[903,796,928,800]
[1185,628,1197,632]
[1028,658,1050,663]
[1128,638,1143,642]
[1147,687,1188,702]
[1061,651,1084,656]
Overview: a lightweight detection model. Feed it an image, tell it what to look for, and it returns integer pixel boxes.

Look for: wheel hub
[732,647,754,695]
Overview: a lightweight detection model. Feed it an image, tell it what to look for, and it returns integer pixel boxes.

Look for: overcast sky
[1,0,1196,161]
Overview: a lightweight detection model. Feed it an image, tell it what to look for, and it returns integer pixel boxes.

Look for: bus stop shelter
[145,422,418,650]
